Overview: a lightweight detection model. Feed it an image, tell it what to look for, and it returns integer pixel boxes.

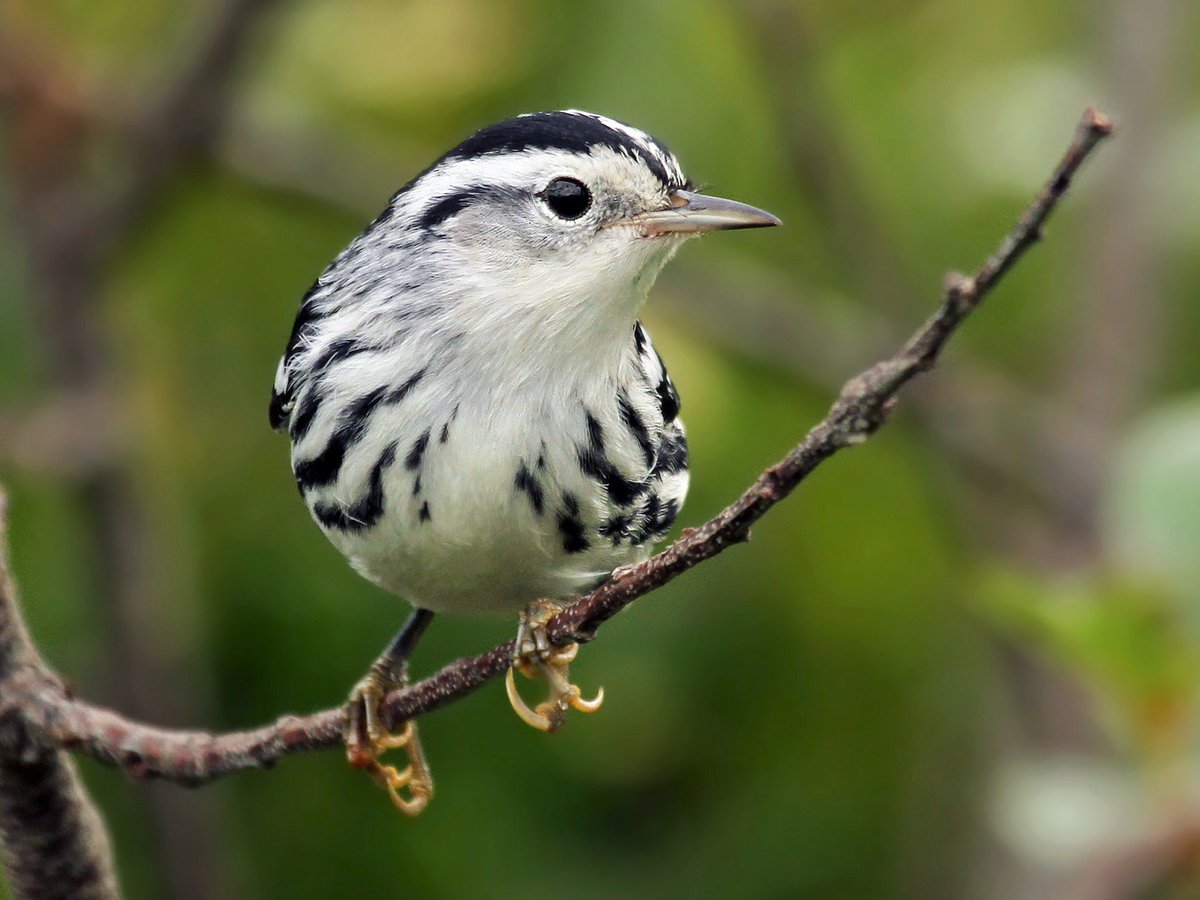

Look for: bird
[269,110,779,814]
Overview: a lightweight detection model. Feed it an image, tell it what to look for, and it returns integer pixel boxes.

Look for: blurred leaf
[990,755,1146,869]
[1103,397,1200,605]
[978,568,1200,761]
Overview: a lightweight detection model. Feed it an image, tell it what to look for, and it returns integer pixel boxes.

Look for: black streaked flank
[270,281,325,431]
[386,368,426,404]
[628,494,681,546]
[617,389,655,467]
[653,429,689,476]
[287,386,321,441]
[293,433,345,491]
[629,494,662,546]
[598,512,631,545]
[419,501,431,523]
[577,411,642,507]
[406,429,431,471]
[557,493,589,554]
[654,497,681,539]
[655,365,681,423]
[268,388,292,432]
[312,442,397,533]
[283,339,385,441]
[310,337,374,375]
[294,385,388,490]
[633,322,647,355]
[515,463,544,515]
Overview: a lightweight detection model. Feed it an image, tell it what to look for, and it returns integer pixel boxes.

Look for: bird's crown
[434,110,689,191]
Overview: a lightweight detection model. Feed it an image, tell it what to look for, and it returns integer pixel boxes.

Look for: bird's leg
[505,598,604,732]
[345,608,435,815]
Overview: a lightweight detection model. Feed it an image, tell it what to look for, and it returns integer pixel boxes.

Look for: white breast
[305,347,680,614]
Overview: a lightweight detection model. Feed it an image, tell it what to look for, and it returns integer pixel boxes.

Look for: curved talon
[378,760,432,816]
[506,666,557,731]
[506,630,605,732]
[346,679,434,815]
[570,685,605,713]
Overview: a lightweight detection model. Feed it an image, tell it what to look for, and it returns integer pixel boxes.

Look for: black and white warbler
[269,110,779,812]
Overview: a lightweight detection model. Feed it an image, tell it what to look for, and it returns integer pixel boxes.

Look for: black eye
[541,177,592,220]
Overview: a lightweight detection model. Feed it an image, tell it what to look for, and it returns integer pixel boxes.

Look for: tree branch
[2,3,286,896]
[0,494,121,899]
[0,109,1112,788]
[84,0,285,248]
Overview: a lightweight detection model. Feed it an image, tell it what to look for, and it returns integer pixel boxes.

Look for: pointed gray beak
[636,189,781,236]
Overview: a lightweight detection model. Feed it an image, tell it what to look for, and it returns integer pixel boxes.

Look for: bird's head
[383,111,779,346]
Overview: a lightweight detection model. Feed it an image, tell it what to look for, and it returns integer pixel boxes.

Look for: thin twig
[0,109,1112,788]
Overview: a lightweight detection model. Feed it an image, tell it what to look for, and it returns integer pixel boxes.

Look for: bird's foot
[345,664,433,815]
[505,599,604,732]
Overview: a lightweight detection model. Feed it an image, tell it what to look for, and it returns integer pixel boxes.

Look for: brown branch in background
[1,2,283,898]
[0,494,121,900]
[745,3,921,318]
[658,272,1083,515]
[0,746,120,900]
[0,109,1112,786]
[80,0,286,254]
[1052,0,1179,548]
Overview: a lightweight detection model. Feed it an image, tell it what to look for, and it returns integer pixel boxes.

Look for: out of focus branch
[659,271,1086,514]
[4,0,284,284]
[1053,0,1178,544]
[2,2,285,898]
[0,110,1112,786]
[0,494,121,900]
[745,3,919,317]
[82,0,284,251]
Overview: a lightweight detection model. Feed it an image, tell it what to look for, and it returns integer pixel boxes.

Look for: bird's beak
[636,189,781,236]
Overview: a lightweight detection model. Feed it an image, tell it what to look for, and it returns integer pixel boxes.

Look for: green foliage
[979,570,1200,761]
[980,401,1200,770]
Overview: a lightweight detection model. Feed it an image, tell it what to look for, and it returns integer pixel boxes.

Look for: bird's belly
[317,425,648,615]
[343,513,645,615]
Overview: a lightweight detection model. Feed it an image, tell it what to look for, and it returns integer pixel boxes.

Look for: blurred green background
[1,0,1198,898]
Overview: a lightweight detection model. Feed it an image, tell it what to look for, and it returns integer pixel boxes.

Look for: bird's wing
[269,281,325,433]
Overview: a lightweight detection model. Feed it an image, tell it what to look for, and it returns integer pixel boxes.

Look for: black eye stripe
[540,177,592,220]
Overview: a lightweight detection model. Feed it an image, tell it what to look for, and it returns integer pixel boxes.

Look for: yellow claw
[374,721,432,814]
[505,639,605,732]
[570,685,605,713]
[378,759,432,816]
[506,666,557,732]
[346,679,434,816]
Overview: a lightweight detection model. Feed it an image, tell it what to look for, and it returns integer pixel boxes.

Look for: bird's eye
[541,177,592,220]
